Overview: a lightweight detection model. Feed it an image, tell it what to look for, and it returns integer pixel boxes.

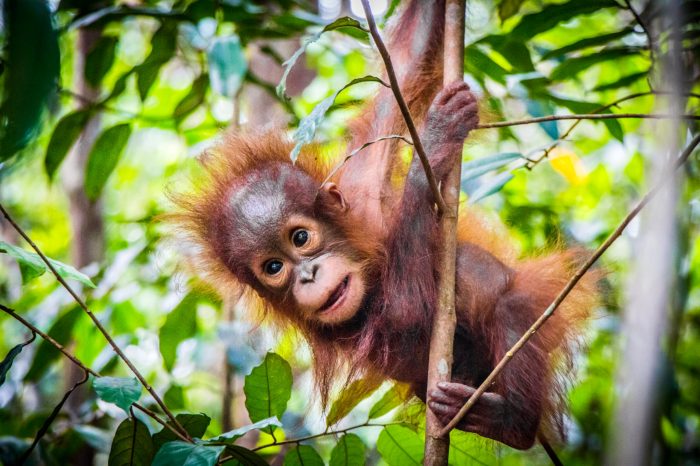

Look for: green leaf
[222,445,268,466]
[85,36,119,87]
[206,417,281,444]
[25,306,83,381]
[327,378,381,427]
[290,75,386,162]
[464,46,509,84]
[551,96,624,141]
[510,0,618,40]
[550,47,640,80]
[498,0,525,22]
[592,70,648,92]
[84,123,132,200]
[74,425,112,453]
[93,377,142,414]
[0,0,60,162]
[174,74,209,124]
[377,425,424,466]
[368,384,411,420]
[244,352,292,432]
[152,442,224,466]
[0,334,35,386]
[542,28,635,59]
[526,99,559,139]
[468,172,514,203]
[153,413,211,450]
[45,110,91,179]
[329,433,365,466]
[160,293,199,372]
[208,36,247,98]
[277,16,367,100]
[108,418,154,466]
[283,445,324,466]
[461,152,523,182]
[136,23,177,101]
[164,384,186,410]
[0,241,95,287]
[448,430,495,466]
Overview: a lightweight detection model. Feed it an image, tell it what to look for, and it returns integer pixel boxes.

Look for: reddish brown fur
[167,0,598,450]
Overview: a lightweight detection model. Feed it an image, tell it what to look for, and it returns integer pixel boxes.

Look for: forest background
[0,0,699,464]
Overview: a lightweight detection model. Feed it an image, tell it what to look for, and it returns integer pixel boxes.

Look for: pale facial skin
[251,212,366,325]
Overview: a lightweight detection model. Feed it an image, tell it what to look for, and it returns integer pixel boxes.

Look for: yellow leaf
[549,148,587,185]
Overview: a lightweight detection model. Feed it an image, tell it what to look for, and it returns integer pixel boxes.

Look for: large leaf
[44,110,91,179]
[377,425,424,466]
[510,0,618,40]
[468,172,514,203]
[152,442,224,466]
[85,35,119,87]
[448,430,495,465]
[550,47,640,80]
[25,306,83,381]
[160,293,199,371]
[93,377,142,413]
[153,413,211,450]
[84,123,132,200]
[206,417,281,444]
[136,23,177,101]
[208,36,247,97]
[592,71,648,92]
[277,16,367,100]
[0,0,60,162]
[283,445,324,466]
[244,352,292,431]
[0,334,35,386]
[329,433,365,466]
[464,45,509,84]
[368,384,411,420]
[290,76,386,162]
[108,418,154,466]
[223,445,268,466]
[326,378,381,426]
[0,241,95,287]
[542,28,635,59]
[174,74,209,124]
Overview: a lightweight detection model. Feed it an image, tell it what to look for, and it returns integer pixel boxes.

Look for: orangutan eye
[292,229,309,247]
[264,260,283,275]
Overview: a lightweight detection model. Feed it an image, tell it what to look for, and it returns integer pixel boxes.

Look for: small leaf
[93,376,142,414]
[152,441,224,466]
[550,47,639,81]
[549,148,587,185]
[85,36,118,86]
[223,445,268,466]
[526,99,559,140]
[592,71,648,92]
[25,306,83,381]
[84,123,132,200]
[0,334,35,386]
[108,418,154,466]
[153,413,211,450]
[174,74,209,124]
[283,445,324,466]
[244,352,292,432]
[329,433,365,466]
[542,28,635,59]
[377,425,424,466]
[0,0,60,162]
[468,172,514,203]
[461,152,523,182]
[321,16,367,33]
[290,75,386,162]
[136,23,177,101]
[164,384,186,409]
[208,35,247,97]
[368,383,411,420]
[206,417,281,444]
[0,241,95,287]
[327,378,381,427]
[510,0,618,40]
[160,293,199,372]
[498,0,525,22]
[45,110,91,179]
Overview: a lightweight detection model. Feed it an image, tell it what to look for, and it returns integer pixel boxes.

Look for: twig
[476,113,700,129]
[0,303,190,443]
[360,0,448,214]
[622,0,656,65]
[439,132,700,436]
[0,206,189,440]
[19,369,90,463]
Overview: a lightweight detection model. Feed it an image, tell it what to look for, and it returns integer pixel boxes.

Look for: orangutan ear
[318,182,348,213]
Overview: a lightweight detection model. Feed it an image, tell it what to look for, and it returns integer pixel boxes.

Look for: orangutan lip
[318,275,350,314]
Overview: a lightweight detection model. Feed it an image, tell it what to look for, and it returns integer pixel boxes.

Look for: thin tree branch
[0,303,191,443]
[476,113,700,129]
[360,0,448,214]
[622,0,657,65]
[439,132,700,436]
[0,205,190,440]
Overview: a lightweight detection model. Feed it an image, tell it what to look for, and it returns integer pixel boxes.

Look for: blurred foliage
[0,0,699,464]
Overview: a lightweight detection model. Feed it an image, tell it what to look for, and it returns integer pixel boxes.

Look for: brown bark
[423,1,465,465]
